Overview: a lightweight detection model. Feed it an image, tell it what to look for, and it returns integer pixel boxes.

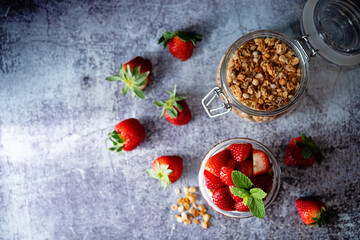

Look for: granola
[226,37,301,112]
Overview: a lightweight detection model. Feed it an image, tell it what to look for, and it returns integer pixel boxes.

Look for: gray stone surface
[1,0,359,239]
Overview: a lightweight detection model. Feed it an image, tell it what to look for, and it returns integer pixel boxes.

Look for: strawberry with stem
[159,30,202,61]
[155,84,192,126]
[146,156,183,190]
[106,56,151,99]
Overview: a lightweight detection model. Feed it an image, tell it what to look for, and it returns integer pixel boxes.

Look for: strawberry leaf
[106,76,122,82]
[155,84,187,119]
[146,162,173,190]
[133,88,145,99]
[106,131,124,154]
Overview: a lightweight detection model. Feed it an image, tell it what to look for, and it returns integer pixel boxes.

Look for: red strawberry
[122,56,152,89]
[158,31,202,61]
[253,149,270,176]
[105,56,152,99]
[107,118,146,153]
[250,174,273,194]
[212,186,236,211]
[236,160,253,178]
[205,149,231,177]
[285,133,322,167]
[228,143,252,162]
[220,167,234,186]
[146,156,183,190]
[229,185,242,202]
[295,198,328,226]
[204,170,225,190]
[227,159,237,169]
[235,200,250,212]
[155,84,191,126]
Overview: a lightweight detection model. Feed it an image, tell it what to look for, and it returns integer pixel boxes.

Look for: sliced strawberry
[236,160,253,178]
[204,170,225,190]
[235,200,250,212]
[228,185,242,202]
[228,143,252,162]
[226,159,237,169]
[220,167,234,186]
[250,174,273,194]
[212,186,235,211]
[253,149,270,176]
[205,149,231,177]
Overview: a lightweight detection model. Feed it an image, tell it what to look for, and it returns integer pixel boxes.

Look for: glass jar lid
[301,0,360,66]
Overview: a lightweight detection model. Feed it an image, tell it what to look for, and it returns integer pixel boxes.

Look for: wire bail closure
[294,34,319,61]
[202,87,232,118]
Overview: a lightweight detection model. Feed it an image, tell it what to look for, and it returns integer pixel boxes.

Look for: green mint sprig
[230,171,267,219]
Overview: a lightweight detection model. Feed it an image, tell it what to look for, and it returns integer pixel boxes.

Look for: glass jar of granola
[202,0,360,122]
[202,30,310,122]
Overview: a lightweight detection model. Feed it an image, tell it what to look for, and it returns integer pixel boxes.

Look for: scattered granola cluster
[227,37,301,111]
[171,186,211,229]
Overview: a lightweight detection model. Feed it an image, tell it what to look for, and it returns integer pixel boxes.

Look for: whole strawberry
[212,186,236,211]
[158,30,202,61]
[295,198,328,226]
[204,170,225,190]
[285,133,322,167]
[155,84,192,126]
[228,143,252,162]
[146,156,183,190]
[107,118,146,153]
[205,149,231,177]
[106,56,152,99]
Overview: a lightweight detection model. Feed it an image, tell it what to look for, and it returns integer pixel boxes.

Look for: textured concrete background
[1,0,359,239]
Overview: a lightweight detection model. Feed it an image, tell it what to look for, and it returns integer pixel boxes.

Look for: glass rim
[198,137,281,219]
[220,30,309,117]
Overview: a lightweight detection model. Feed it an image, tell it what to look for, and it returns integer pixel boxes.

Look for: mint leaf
[250,188,267,200]
[247,197,266,219]
[230,187,249,198]
[232,171,253,189]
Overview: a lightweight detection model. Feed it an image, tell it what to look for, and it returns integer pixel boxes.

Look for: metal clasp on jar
[294,34,319,61]
[202,87,232,118]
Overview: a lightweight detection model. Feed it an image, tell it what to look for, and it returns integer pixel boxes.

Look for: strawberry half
[107,118,146,153]
[228,143,252,162]
[285,133,322,167]
[155,84,191,126]
[205,149,231,177]
[236,160,253,178]
[295,198,328,226]
[253,149,270,176]
[146,156,183,190]
[235,199,250,212]
[158,30,202,61]
[220,167,234,186]
[204,170,225,190]
[106,56,152,99]
[212,186,236,211]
